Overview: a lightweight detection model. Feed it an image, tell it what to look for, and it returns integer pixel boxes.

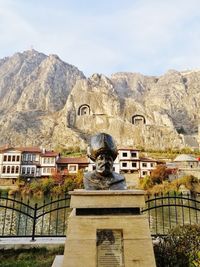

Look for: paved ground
[0,237,65,249]
[52,255,64,267]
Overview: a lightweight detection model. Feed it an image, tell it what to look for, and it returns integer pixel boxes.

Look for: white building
[0,147,21,180]
[170,154,200,179]
[118,148,140,173]
[139,157,158,177]
[40,149,58,177]
[0,146,59,181]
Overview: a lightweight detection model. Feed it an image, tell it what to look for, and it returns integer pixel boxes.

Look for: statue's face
[95,153,113,176]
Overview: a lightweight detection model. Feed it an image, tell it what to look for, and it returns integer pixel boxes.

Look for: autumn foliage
[150,165,172,184]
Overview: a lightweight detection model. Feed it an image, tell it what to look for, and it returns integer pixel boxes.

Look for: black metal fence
[0,193,71,240]
[142,192,200,235]
[0,192,199,240]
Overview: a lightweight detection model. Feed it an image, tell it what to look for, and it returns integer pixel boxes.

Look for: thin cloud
[0,0,200,76]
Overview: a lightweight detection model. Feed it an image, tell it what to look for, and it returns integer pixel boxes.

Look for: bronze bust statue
[84,133,127,190]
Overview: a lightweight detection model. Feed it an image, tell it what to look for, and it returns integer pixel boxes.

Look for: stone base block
[62,214,156,267]
[51,255,64,267]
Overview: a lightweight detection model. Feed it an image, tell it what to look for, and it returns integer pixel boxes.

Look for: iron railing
[0,192,199,240]
[142,192,200,235]
[0,193,71,241]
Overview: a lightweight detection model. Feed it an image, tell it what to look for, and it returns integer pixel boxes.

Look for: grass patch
[0,247,64,267]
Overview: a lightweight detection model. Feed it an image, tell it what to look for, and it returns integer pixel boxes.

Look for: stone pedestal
[61,190,156,267]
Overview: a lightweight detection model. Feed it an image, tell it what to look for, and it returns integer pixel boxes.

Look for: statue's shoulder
[84,171,95,180]
[110,172,127,189]
[112,172,125,181]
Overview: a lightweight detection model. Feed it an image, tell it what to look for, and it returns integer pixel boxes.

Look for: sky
[1,0,200,77]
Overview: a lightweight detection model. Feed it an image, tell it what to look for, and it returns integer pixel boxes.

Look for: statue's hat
[88,133,118,161]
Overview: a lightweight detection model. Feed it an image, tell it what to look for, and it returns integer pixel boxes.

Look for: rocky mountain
[0,49,199,150]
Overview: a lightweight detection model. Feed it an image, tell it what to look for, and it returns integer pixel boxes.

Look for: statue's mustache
[98,162,111,169]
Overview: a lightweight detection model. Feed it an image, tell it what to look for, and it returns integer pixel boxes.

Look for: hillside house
[0,146,59,181]
[139,157,159,177]
[40,149,59,177]
[56,157,89,174]
[118,148,140,174]
[0,147,21,181]
[20,147,41,178]
[169,154,200,179]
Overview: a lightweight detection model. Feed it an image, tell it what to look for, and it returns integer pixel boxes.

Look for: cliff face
[0,50,199,150]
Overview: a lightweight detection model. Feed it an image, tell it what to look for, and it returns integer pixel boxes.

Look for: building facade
[0,147,21,180]
[56,157,89,174]
[0,146,161,180]
[0,147,59,180]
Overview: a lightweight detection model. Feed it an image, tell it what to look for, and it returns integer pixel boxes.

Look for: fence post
[31,203,38,241]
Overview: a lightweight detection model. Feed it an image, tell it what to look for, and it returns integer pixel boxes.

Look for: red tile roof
[118,148,140,151]
[139,157,163,163]
[0,146,18,152]
[57,157,89,164]
[17,147,42,153]
[41,151,59,157]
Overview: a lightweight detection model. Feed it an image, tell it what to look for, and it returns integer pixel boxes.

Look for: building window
[7,166,10,173]
[122,162,127,167]
[2,166,6,173]
[27,154,31,161]
[131,152,137,158]
[12,155,16,162]
[17,155,20,161]
[132,162,137,168]
[43,158,51,164]
[122,152,128,157]
[22,167,26,174]
[27,167,31,174]
[31,167,35,175]
[3,155,7,161]
[32,154,36,161]
[68,165,77,172]
[150,163,154,167]
[22,154,26,161]
[8,155,11,161]
[11,166,15,173]
[142,163,147,167]
[142,171,148,176]
[16,166,19,173]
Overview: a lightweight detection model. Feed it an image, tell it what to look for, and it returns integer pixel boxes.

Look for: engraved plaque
[96,229,124,267]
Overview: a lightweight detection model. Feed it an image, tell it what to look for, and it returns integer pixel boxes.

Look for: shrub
[62,171,84,192]
[40,178,54,194]
[29,180,42,193]
[150,165,171,184]
[63,177,77,192]
[154,224,200,267]
[139,176,153,190]
[51,170,65,185]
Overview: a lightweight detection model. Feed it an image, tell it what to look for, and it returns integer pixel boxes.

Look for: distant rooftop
[174,154,198,162]
[118,148,140,151]
[57,157,89,164]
